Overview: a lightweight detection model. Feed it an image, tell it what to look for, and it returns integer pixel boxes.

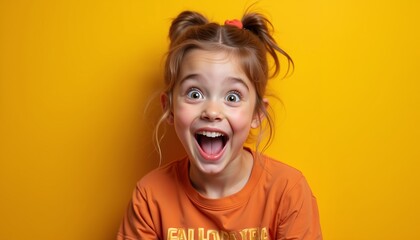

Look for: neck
[189,149,254,199]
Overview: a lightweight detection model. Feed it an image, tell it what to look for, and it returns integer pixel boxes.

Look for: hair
[154,10,293,162]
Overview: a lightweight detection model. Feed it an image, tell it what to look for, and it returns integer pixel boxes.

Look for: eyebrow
[179,74,200,85]
[179,74,250,91]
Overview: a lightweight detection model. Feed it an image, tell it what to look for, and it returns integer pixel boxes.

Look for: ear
[160,92,174,125]
[251,98,269,129]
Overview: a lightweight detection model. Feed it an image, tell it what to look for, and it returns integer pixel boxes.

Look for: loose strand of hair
[153,111,171,167]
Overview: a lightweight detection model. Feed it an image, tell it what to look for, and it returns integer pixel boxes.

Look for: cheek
[173,103,194,129]
[228,108,255,132]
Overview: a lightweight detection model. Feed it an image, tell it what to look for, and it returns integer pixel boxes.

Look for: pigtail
[242,13,293,78]
[169,11,209,47]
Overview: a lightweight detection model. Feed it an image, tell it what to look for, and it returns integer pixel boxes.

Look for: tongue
[201,137,223,155]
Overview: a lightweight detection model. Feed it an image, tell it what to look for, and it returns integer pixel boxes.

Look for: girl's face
[169,49,261,176]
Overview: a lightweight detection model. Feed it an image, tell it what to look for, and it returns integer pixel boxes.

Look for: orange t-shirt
[117,152,322,240]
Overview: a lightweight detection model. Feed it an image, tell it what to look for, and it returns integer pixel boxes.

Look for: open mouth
[195,131,228,156]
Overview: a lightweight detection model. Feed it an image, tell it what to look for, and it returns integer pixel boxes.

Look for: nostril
[201,109,222,121]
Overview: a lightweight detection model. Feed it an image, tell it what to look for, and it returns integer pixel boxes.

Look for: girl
[118,10,322,240]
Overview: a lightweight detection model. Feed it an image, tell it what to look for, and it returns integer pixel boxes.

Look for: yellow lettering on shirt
[167,227,269,240]
[248,228,257,240]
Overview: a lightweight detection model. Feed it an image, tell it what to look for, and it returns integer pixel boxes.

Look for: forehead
[179,49,247,81]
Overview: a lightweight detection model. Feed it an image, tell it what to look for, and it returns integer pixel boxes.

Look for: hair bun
[169,11,208,44]
[242,12,293,78]
[241,13,273,42]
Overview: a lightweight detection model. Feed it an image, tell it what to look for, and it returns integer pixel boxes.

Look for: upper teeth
[198,131,224,138]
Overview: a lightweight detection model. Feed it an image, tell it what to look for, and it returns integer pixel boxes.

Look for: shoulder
[259,156,322,238]
[258,154,311,195]
[136,157,188,193]
[261,154,303,180]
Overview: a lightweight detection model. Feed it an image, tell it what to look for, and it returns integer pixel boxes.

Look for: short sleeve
[117,185,159,240]
[277,176,322,240]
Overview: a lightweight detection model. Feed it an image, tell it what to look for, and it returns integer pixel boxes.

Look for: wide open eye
[225,91,241,102]
[186,88,204,100]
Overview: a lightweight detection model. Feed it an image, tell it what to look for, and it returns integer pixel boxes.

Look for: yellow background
[1,0,419,239]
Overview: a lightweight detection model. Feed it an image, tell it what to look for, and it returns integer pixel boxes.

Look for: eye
[186,88,203,99]
[225,91,241,102]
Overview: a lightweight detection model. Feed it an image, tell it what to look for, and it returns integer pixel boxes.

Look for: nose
[201,100,223,121]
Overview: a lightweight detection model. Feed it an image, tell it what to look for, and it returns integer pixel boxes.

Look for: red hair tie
[224,19,243,29]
